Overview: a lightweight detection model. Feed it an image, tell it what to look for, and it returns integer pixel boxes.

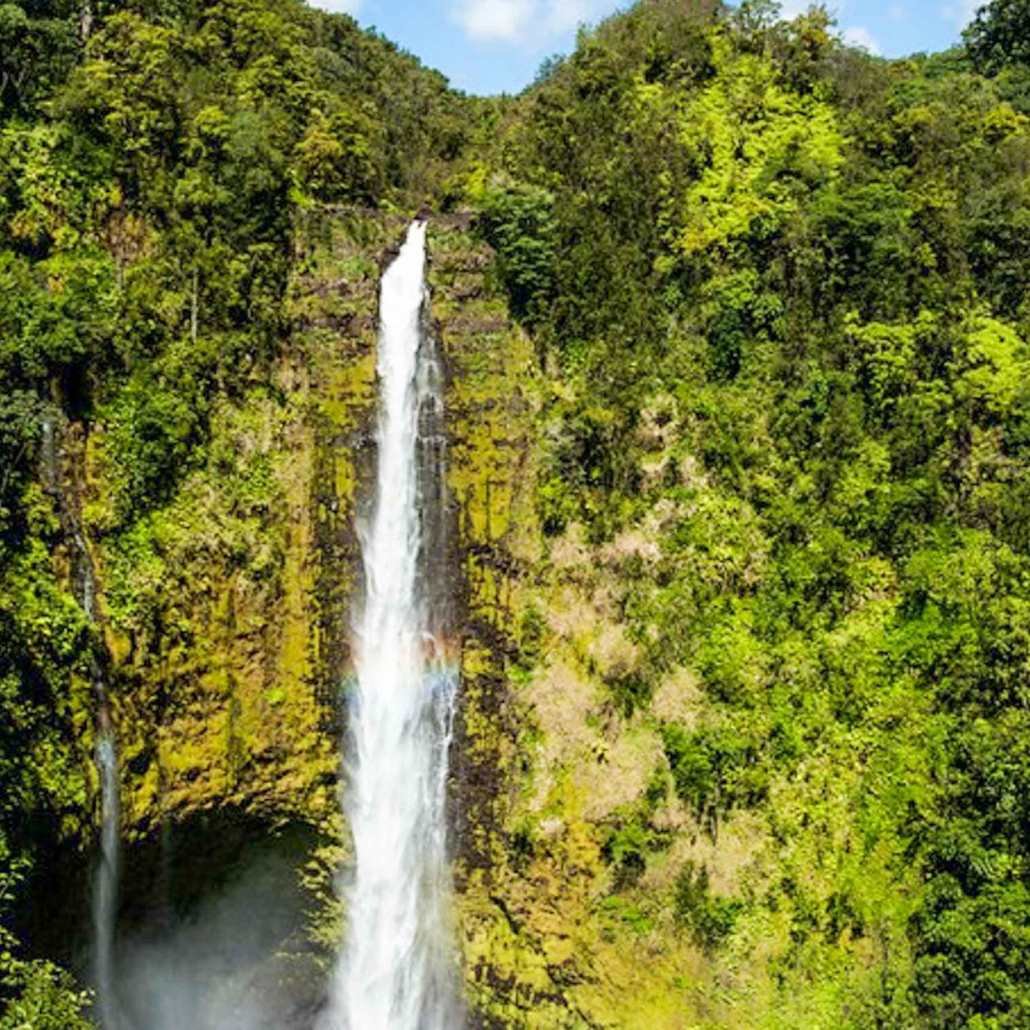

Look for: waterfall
[41,412,122,1027]
[85,535,120,1030]
[323,219,459,1030]
[75,519,120,1030]
[94,716,120,1030]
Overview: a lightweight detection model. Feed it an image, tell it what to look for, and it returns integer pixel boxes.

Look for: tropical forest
[2,0,1030,1028]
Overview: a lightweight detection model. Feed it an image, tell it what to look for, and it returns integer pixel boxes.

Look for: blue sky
[310,0,984,96]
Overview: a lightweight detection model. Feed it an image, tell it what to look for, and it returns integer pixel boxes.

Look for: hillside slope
[446,2,1030,1027]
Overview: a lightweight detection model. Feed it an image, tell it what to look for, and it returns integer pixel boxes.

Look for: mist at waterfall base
[321,219,459,1030]
[96,834,320,1030]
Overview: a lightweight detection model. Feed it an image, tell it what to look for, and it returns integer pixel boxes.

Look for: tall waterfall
[324,220,458,1030]
[68,511,121,1030]
[41,414,120,1025]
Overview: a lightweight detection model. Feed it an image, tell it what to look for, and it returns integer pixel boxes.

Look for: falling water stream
[42,412,121,1029]
[323,220,458,1030]
[79,533,120,1030]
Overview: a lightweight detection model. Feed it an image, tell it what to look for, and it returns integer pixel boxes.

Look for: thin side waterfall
[323,219,458,1030]
[83,536,120,1030]
[42,414,121,1028]
[94,710,120,1030]
[74,516,120,1030]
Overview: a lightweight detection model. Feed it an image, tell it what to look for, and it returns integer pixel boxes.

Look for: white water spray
[324,220,458,1030]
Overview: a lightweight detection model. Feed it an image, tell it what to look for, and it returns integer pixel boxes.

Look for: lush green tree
[966,0,1030,75]
[0,2,79,116]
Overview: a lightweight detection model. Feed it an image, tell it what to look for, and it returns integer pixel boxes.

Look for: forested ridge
[465,3,1030,1025]
[3,0,1030,1028]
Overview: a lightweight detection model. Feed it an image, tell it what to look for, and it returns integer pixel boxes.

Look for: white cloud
[842,25,882,54]
[940,0,979,27]
[778,0,812,17]
[544,0,601,35]
[450,0,605,44]
[778,0,848,19]
[313,0,362,13]
[453,0,533,41]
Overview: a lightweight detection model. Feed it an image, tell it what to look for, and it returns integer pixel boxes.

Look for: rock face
[432,224,706,1029]
[36,211,535,1011]
[82,213,395,839]
[37,210,721,1027]
[30,212,401,997]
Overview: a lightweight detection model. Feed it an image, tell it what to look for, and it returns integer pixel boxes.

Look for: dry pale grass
[645,807,770,896]
[645,496,685,537]
[678,452,709,491]
[544,582,640,682]
[524,658,600,809]
[599,528,662,565]
[636,393,679,453]
[546,582,596,640]
[548,521,592,570]
[577,724,665,821]
[651,666,703,725]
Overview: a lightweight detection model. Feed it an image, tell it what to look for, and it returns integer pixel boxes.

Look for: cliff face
[74,215,391,839]
[28,211,539,1009]
[431,231,709,1027]
[435,224,738,1030]
[45,211,696,1025]
[31,209,894,1030]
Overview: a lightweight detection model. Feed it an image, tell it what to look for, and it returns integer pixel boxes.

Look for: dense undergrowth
[464,1,1030,1026]
[3,0,1030,1027]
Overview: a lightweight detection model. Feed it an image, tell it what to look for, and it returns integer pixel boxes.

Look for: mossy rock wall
[63,213,414,841]
[431,224,885,1030]
[43,212,783,1029]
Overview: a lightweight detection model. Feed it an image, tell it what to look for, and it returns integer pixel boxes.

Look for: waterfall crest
[324,220,459,1030]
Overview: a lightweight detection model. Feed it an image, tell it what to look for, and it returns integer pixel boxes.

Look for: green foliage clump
[474,181,556,323]
[662,723,765,833]
[602,818,652,889]
[965,0,1030,77]
[674,860,743,953]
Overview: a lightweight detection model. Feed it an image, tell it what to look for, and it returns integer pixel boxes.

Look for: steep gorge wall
[430,225,721,1030]
[38,211,745,1029]
[30,211,545,993]
[73,215,391,838]
[27,213,398,973]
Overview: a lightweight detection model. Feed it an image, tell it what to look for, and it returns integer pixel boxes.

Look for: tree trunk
[80,0,93,44]
[191,267,199,344]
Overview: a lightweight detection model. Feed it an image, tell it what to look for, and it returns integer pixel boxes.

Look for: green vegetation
[0,0,473,1017]
[456,0,1030,1026]
[4,0,1030,1027]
